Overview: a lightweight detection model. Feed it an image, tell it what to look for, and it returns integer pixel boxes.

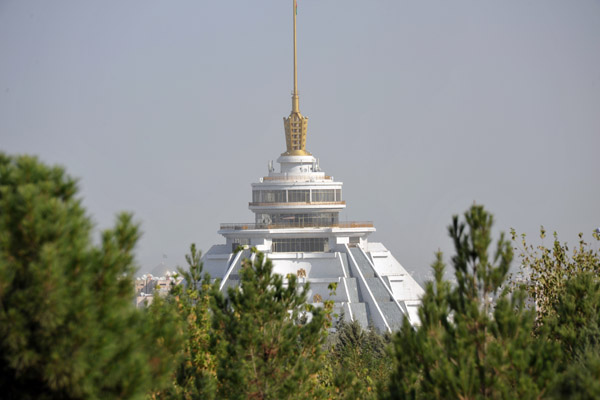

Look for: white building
[135,271,181,308]
[201,1,424,332]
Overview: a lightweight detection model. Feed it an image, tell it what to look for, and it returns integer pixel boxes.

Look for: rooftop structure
[202,0,424,331]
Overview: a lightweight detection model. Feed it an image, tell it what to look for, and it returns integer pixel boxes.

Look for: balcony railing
[262,175,332,181]
[249,201,346,207]
[219,221,374,230]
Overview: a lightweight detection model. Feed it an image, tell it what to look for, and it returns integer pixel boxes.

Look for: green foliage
[142,294,186,398]
[384,205,560,400]
[210,248,328,400]
[549,350,600,400]
[0,154,178,399]
[544,272,600,399]
[547,272,600,361]
[151,244,218,400]
[512,227,600,321]
[323,319,392,399]
[15,152,600,400]
[152,246,337,400]
[511,228,600,398]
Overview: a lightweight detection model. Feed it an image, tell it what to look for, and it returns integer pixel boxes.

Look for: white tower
[201,0,424,331]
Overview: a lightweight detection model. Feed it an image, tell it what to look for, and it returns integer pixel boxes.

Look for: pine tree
[0,153,178,399]
[151,243,218,400]
[210,248,329,400]
[383,205,560,400]
[323,318,392,399]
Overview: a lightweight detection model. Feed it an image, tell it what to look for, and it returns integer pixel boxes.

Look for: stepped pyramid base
[203,242,424,332]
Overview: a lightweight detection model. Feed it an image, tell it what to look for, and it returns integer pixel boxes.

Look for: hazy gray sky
[2,0,599,282]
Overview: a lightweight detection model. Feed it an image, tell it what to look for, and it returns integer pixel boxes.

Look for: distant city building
[134,271,181,307]
[201,1,424,332]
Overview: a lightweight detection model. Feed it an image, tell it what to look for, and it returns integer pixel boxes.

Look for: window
[252,190,285,203]
[288,190,310,202]
[272,238,328,252]
[312,189,335,202]
[257,213,339,227]
[231,238,250,252]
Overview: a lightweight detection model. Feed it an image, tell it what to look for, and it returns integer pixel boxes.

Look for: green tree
[210,248,329,400]
[323,318,392,399]
[510,228,600,398]
[383,205,560,400]
[512,228,600,321]
[151,244,218,400]
[0,154,178,399]
[545,272,600,399]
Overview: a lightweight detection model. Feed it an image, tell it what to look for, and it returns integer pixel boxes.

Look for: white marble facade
[202,154,424,332]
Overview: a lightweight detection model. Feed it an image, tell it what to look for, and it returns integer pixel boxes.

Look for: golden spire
[283,0,310,156]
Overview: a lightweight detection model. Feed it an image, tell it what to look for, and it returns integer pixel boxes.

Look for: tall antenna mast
[282,0,310,156]
[292,0,299,112]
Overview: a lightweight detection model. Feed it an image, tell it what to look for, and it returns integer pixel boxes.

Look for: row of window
[255,212,339,227]
[252,189,341,203]
[272,238,328,253]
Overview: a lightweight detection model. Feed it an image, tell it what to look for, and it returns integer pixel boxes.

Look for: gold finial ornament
[283,0,310,156]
